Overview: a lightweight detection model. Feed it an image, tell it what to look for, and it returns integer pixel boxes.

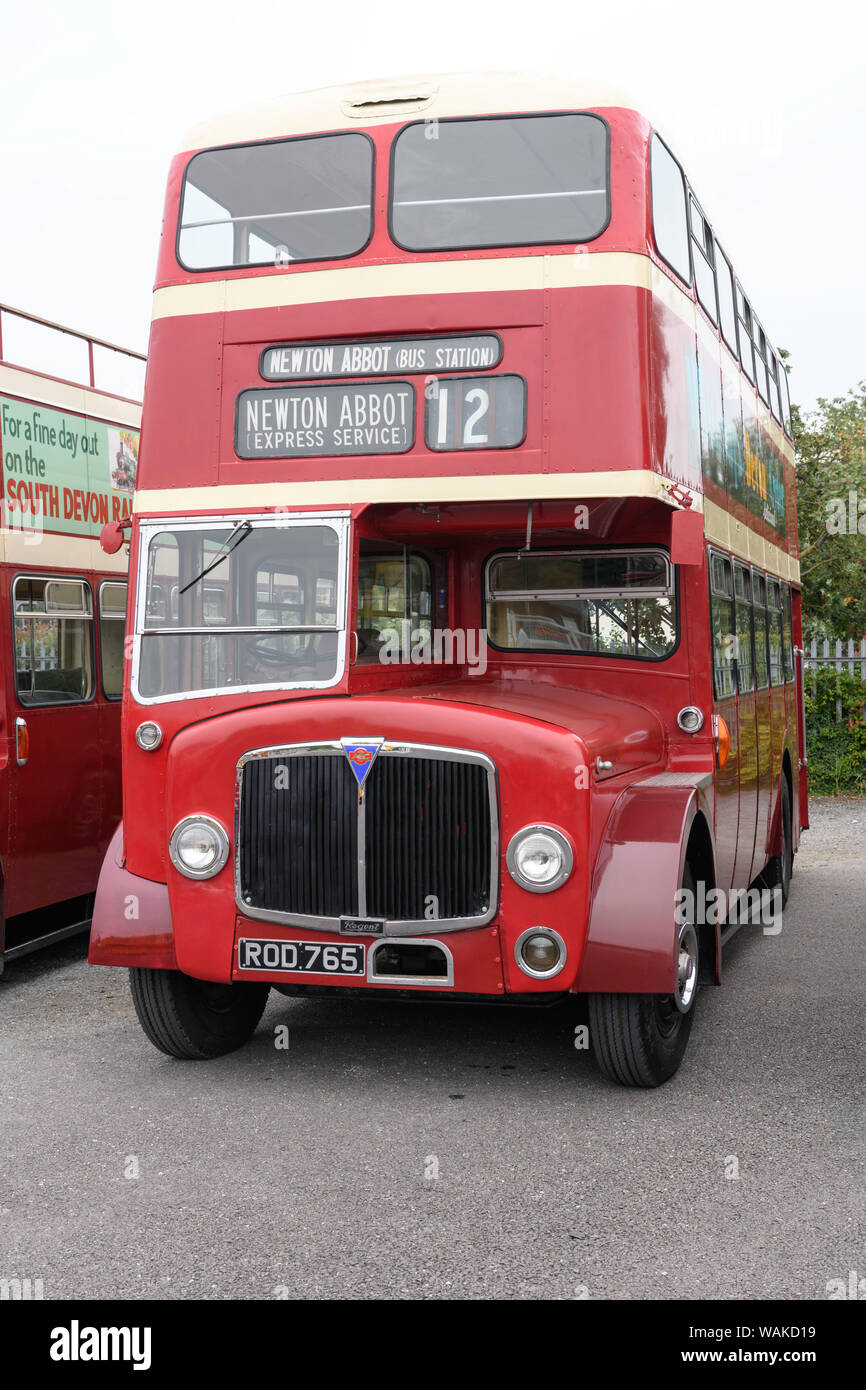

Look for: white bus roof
[179,71,640,151]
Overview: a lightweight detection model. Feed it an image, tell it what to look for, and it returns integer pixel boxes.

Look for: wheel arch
[89,822,177,970]
[575,772,718,996]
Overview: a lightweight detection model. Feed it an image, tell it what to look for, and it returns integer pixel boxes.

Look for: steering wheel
[242,635,318,668]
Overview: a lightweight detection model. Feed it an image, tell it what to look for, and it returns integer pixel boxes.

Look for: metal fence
[804,637,866,717]
[804,637,866,675]
[0,302,146,400]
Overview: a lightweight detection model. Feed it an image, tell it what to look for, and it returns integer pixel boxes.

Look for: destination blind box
[259,333,503,381]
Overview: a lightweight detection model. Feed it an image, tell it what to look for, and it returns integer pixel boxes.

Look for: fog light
[135,720,163,751]
[514,927,567,979]
[169,815,230,879]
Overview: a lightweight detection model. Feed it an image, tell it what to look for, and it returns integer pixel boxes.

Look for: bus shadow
[250,989,598,1090]
[0,931,90,987]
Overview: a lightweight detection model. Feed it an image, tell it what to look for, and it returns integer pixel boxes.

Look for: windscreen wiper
[178,521,253,595]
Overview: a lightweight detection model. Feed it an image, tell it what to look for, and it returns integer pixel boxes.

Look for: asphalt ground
[0,796,863,1300]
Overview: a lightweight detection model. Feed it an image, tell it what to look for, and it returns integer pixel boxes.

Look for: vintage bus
[0,304,142,965]
[90,73,806,1085]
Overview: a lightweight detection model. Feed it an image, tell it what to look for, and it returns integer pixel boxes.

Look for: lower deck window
[13,576,94,704]
[485,548,676,659]
[355,543,432,663]
[99,581,127,699]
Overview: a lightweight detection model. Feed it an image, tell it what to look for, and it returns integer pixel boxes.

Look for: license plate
[340,917,384,936]
[237,937,365,976]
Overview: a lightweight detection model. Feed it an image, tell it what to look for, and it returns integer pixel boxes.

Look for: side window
[779,361,793,436]
[736,285,755,383]
[714,240,738,355]
[766,577,784,686]
[709,552,735,700]
[14,576,94,705]
[753,322,770,405]
[99,582,128,700]
[767,352,782,423]
[356,542,433,664]
[751,571,769,690]
[689,196,717,323]
[733,563,754,694]
[650,135,691,284]
[782,584,795,682]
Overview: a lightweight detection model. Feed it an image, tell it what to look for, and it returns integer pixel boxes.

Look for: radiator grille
[236,744,495,927]
[365,755,490,920]
[238,753,358,918]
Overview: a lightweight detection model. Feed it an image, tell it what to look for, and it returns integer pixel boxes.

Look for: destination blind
[260,334,502,381]
[236,382,415,458]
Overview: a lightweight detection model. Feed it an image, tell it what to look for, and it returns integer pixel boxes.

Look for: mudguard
[575,773,717,995]
[88,823,177,970]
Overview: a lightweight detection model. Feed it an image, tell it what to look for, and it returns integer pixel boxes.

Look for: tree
[788,360,866,637]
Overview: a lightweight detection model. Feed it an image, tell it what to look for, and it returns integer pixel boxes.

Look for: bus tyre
[588,866,699,1088]
[764,777,793,908]
[129,967,269,1060]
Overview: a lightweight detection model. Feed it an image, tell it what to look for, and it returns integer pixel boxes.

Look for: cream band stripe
[131,473,798,582]
[151,251,652,320]
[0,526,129,572]
[0,363,142,429]
[150,252,792,461]
[133,468,701,513]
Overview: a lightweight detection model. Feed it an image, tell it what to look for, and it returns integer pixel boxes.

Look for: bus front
[92,73,793,1086]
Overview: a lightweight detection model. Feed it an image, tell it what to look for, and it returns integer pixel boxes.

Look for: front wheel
[588,868,699,1088]
[764,777,793,908]
[129,967,269,1059]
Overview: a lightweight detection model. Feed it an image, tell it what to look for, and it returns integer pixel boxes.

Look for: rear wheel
[129,967,269,1059]
[588,865,699,1088]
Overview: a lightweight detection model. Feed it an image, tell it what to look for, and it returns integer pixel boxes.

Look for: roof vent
[341,80,438,119]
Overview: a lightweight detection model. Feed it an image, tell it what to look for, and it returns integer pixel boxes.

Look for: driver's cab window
[14,575,94,705]
[355,542,432,664]
[137,522,344,699]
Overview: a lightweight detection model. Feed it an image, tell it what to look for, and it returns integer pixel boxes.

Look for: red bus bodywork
[90,75,805,1082]
[0,307,141,965]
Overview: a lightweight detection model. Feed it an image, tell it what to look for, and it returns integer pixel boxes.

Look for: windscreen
[178,133,374,269]
[391,113,608,251]
[135,520,346,699]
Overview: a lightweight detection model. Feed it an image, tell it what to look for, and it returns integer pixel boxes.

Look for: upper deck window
[390,113,609,252]
[650,135,690,284]
[714,240,738,356]
[689,195,717,325]
[177,132,374,270]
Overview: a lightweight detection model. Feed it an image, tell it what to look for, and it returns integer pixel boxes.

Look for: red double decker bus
[91,73,805,1085]
[0,305,142,965]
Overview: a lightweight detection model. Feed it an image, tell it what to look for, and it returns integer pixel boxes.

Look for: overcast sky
[2,0,863,411]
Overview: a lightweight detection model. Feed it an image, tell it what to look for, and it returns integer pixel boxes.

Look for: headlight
[506,825,573,893]
[169,815,230,879]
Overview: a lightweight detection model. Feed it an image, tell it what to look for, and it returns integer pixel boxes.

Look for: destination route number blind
[237,335,526,460]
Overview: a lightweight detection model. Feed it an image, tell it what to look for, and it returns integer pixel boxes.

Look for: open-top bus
[0,305,142,965]
[90,73,805,1085]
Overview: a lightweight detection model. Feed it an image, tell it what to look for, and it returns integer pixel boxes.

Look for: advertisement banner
[0,395,137,537]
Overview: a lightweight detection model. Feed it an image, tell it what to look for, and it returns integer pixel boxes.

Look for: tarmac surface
[0,796,862,1300]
